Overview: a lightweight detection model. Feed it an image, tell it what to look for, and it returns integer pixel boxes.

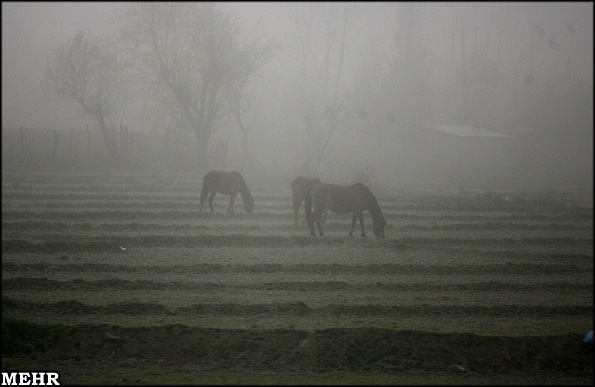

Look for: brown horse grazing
[291,176,327,225]
[199,170,254,213]
[305,182,386,238]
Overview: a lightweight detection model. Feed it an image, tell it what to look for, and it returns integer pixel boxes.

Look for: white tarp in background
[422,125,512,138]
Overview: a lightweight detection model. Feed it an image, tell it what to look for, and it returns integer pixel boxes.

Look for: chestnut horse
[305,182,386,238]
[291,176,327,224]
[199,170,254,213]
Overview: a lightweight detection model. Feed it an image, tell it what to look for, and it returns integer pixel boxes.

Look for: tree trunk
[242,131,253,170]
[69,127,76,161]
[86,125,91,158]
[96,114,121,168]
[51,130,59,166]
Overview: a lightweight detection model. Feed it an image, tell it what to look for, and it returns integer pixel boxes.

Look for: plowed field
[2,172,593,384]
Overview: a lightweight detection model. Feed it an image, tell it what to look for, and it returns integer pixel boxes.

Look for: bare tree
[224,37,280,168]
[121,3,277,171]
[45,30,126,167]
[292,3,352,175]
[389,4,433,130]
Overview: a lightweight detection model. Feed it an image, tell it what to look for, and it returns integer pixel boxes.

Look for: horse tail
[304,186,314,228]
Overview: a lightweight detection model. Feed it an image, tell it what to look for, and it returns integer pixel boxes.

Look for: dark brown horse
[199,170,254,213]
[305,182,386,238]
[291,176,327,224]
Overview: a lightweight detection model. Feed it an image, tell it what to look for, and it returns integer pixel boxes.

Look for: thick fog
[2,2,593,192]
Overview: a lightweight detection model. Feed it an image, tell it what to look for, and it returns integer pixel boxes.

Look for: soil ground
[2,318,593,385]
[2,172,593,384]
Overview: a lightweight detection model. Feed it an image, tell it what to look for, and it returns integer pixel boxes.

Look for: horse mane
[356,183,385,224]
[232,171,252,200]
[304,185,314,228]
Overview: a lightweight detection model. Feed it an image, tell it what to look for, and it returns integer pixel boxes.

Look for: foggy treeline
[2,3,593,194]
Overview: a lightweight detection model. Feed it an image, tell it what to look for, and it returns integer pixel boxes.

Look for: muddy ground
[2,318,593,385]
[2,173,593,384]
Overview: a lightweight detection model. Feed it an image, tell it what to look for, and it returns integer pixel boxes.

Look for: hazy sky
[2,2,593,130]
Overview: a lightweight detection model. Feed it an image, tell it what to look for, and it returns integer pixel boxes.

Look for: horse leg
[348,212,358,237]
[309,221,317,236]
[308,210,318,236]
[309,208,322,236]
[293,195,306,224]
[359,211,367,237]
[309,208,320,236]
[309,224,317,236]
[227,194,236,213]
[199,187,209,213]
[305,187,316,236]
[208,192,216,212]
[302,202,309,225]
[315,208,325,236]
